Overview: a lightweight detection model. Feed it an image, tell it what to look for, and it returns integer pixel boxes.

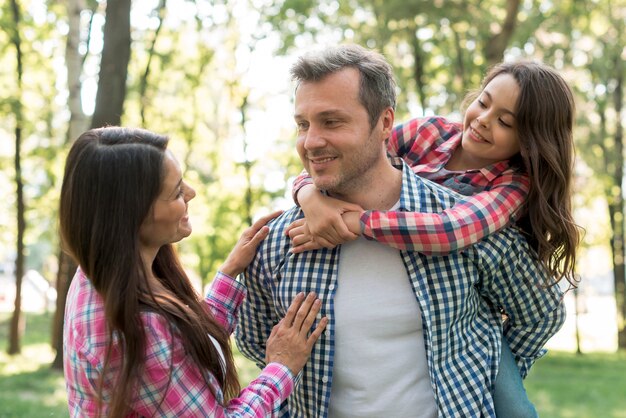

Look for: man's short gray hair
[291,44,397,129]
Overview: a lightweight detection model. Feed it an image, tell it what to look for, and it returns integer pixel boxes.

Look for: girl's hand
[286,184,361,250]
[265,292,328,375]
[220,210,283,277]
[286,211,361,253]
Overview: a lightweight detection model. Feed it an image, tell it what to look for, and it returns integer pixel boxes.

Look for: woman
[60,126,327,417]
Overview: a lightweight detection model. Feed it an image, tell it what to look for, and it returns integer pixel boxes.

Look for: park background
[0,0,625,417]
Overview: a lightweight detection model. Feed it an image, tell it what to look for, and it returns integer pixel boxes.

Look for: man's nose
[303,125,326,149]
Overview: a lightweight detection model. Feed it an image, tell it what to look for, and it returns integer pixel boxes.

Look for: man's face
[294,67,386,197]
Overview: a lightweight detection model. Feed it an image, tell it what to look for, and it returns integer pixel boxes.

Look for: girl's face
[139,150,196,251]
[460,73,521,169]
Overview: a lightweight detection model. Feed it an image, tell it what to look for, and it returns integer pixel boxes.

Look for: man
[235,44,565,418]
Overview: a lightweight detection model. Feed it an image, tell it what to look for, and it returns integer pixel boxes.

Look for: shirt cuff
[206,271,247,312]
[360,210,376,240]
[259,362,296,399]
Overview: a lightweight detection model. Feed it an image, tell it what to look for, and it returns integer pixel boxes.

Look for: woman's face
[139,150,196,250]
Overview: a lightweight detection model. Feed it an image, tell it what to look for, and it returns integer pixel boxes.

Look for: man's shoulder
[268,206,303,229]
[258,206,303,249]
[399,163,462,210]
[475,224,532,262]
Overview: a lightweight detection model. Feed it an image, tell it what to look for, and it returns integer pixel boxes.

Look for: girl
[60,127,327,417]
[287,60,580,417]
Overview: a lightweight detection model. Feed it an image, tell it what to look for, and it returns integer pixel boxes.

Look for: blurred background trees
[1,0,624,359]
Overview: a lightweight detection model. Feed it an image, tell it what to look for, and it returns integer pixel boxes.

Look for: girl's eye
[499,118,513,128]
[477,99,487,108]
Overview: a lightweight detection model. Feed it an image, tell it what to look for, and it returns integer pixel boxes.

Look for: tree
[91,0,131,128]
[52,0,132,369]
[566,0,626,350]
[7,0,25,355]
[51,0,96,370]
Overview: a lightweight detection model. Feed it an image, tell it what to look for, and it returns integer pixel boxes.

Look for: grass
[1,312,625,417]
[0,312,68,418]
[525,350,626,418]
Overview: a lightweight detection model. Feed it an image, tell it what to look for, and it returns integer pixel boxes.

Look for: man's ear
[380,107,395,138]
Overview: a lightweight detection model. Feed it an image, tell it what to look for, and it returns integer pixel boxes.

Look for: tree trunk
[51,0,89,370]
[410,29,426,114]
[608,201,626,349]
[51,252,76,369]
[611,54,626,349]
[240,95,253,226]
[65,0,89,145]
[91,0,132,128]
[8,0,25,357]
[139,0,167,127]
[484,0,521,66]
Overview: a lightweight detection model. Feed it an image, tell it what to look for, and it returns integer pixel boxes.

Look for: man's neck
[331,162,403,211]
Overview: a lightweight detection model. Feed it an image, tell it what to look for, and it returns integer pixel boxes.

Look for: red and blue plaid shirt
[64,268,294,417]
[294,116,530,254]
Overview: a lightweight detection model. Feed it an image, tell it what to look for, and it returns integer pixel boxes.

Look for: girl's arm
[287,116,458,251]
[287,171,361,250]
[362,172,529,253]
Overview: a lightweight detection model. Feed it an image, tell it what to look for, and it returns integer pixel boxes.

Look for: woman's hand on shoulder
[220,210,283,277]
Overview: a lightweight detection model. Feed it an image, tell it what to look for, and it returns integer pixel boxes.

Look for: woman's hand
[265,292,328,375]
[219,210,282,277]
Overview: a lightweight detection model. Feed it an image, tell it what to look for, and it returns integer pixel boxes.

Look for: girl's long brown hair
[477,61,582,287]
[59,127,240,417]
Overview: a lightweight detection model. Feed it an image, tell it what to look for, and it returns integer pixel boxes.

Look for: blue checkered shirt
[235,163,565,418]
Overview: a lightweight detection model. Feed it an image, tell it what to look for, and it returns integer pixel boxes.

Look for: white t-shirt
[328,227,437,418]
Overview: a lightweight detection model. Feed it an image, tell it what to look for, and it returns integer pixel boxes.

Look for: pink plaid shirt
[294,116,530,254]
[64,268,294,417]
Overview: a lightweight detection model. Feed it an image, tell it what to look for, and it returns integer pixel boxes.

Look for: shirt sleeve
[132,312,294,417]
[292,169,313,206]
[476,231,566,379]
[387,116,458,161]
[361,172,530,254]
[205,271,247,334]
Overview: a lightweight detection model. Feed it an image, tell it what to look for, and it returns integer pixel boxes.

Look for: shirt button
[322,376,329,383]
[328,284,335,291]
[325,330,331,337]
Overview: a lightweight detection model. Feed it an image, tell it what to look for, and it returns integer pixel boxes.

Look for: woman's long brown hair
[476,61,582,287]
[59,127,240,416]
